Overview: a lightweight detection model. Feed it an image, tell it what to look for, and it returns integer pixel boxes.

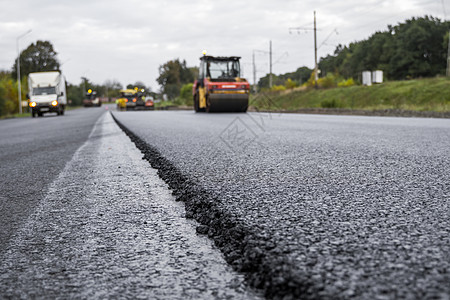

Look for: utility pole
[289,11,321,88]
[269,40,273,88]
[252,48,271,92]
[314,11,318,88]
[252,51,257,93]
[81,69,90,99]
[447,30,450,77]
[253,45,285,92]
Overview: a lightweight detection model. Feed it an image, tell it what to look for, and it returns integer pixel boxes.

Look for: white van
[28,71,67,117]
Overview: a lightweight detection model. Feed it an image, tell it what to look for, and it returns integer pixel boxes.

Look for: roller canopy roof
[200,56,241,61]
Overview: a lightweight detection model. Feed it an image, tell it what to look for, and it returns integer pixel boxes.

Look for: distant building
[362,71,372,86]
[372,70,383,84]
[362,70,383,86]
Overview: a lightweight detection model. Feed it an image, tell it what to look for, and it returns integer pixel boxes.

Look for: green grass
[154,98,192,108]
[250,77,450,112]
[154,100,177,108]
[0,111,30,119]
[67,105,82,111]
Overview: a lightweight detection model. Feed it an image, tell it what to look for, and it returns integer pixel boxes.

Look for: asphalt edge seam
[110,112,316,299]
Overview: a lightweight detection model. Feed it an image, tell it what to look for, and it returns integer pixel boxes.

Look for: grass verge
[0,105,82,119]
[250,77,450,115]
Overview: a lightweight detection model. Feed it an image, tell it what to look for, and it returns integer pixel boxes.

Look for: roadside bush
[304,70,317,88]
[305,71,337,89]
[305,72,356,89]
[338,78,356,87]
[284,78,298,89]
[318,73,337,88]
[271,85,286,92]
[0,84,6,116]
[0,76,18,116]
[180,83,193,100]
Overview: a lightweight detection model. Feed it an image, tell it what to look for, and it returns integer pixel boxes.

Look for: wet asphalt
[112,110,450,299]
[0,112,261,299]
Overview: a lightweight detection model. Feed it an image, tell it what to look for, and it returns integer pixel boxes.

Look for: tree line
[0,41,154,116]
[1,15,449,116]
[256,16,450,91]
[319,16,450,80]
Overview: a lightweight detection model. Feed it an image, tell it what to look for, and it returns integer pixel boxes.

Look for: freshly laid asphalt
[112,110,450,299]
[2,107,449,299]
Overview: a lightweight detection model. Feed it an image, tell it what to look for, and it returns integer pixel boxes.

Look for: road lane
[0,112,262,299]
[0,107,106,253]
[112,110,450,299]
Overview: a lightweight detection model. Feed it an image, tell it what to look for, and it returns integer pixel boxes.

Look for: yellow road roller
[193,55,250,112]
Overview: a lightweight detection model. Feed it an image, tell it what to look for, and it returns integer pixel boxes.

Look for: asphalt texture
[112,110,450,300]
[0,107,105,253]
[0,111,262,299]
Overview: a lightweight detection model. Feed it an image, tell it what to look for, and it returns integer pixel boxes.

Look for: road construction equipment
[134,88,146,110]
[83,89,101,107]
[117,89,138,111]
[193,55,250,112]
[144,96,155,110]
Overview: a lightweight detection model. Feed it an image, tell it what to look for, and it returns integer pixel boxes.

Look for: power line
[252,43,290,92]
[270,41,272,88]
[447,30,450,76]
[289,11,319,88]
[252,42,274,90]
[318,28,338,50]
[273,52,289,65]
[314,11,318,88]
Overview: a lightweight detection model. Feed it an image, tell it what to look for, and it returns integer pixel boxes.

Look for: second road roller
[193,54,250,112]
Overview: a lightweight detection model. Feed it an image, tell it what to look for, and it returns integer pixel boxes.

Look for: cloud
[0,0,446,90]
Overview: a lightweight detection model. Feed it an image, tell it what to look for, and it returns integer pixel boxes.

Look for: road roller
[83,89,101,107]
[193,54,250,112]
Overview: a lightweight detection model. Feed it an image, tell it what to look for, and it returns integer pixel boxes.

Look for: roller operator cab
[193,55,250,112]
[28,71,67,117]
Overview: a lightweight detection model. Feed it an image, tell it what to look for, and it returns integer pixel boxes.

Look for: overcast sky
[0,0,447,91]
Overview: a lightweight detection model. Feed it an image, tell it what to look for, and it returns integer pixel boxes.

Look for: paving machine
[117,89,137,111]
[83,89,101,107]
[193,55,250,112]
[116,88,149,111]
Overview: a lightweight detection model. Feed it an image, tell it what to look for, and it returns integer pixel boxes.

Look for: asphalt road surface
[1,107,449,299]
[112,110,450,299]
[0,107,105,253]
[0,108,261,299]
